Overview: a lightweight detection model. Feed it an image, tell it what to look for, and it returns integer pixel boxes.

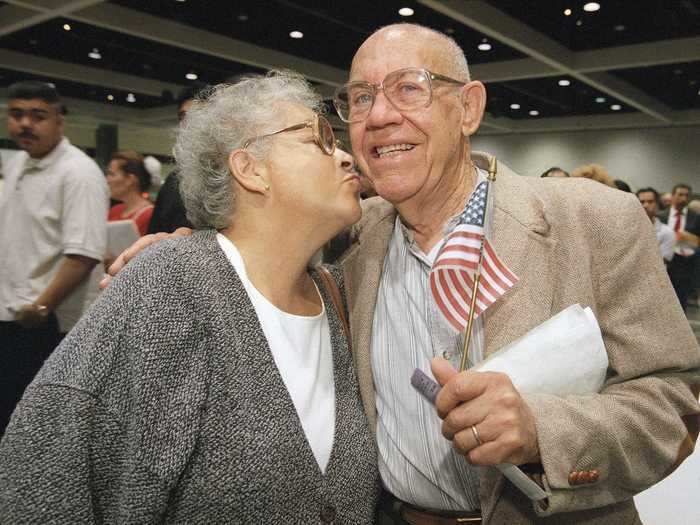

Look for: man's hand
[432,357,540,466]
[15,304,49,329]
[100,227,193,289]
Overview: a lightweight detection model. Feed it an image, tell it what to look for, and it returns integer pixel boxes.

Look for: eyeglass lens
[318,116,335,154]
[336,69,431,122]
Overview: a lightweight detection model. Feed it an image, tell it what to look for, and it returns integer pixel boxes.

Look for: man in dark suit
[658,183,700,309]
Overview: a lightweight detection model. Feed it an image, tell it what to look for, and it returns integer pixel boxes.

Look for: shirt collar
[396,167,488,264]
[24,137,70,171]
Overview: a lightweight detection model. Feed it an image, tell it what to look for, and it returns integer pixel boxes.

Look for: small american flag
[429,181,518,333]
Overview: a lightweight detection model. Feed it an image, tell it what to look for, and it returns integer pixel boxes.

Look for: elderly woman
[0,72,378,523]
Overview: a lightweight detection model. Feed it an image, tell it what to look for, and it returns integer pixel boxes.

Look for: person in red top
[106,150,154,235]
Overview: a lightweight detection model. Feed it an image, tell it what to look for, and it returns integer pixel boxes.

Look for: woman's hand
[100,227,193,289]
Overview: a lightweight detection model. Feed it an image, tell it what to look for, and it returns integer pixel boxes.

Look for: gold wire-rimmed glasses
[333,67,466,123]
[242,113,336,155]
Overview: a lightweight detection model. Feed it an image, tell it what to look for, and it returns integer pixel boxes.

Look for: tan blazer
[341,152,700,524]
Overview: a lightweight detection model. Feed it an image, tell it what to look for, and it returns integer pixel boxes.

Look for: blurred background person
[106,149,154,236]
[658,183,700,309]
[147,87,200,234]
[637,187,675,263]
[0,73,379,523]
[0,81,107,436]
[614,179,632,192]
[660,191,673,211]
[571,163,616,187]
[540,166,569,178]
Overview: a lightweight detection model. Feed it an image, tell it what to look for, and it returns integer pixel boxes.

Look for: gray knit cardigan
[0,230,379,524]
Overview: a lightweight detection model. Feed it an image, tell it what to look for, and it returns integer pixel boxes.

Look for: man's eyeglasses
[242,113,336,156]
[333,67,466,124]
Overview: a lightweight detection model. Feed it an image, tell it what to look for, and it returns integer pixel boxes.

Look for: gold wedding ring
[471,425,483,446]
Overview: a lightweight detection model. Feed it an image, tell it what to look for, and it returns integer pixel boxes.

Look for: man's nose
[365,90,403,129]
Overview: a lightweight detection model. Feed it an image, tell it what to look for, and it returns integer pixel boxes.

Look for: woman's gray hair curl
[174,70,324,229]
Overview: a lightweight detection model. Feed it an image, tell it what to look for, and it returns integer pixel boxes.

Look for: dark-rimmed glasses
[242,113,336,155]
[333,67,466,123]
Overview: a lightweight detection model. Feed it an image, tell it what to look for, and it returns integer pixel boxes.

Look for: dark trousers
[0,315,61,437]
[668,255,696,311]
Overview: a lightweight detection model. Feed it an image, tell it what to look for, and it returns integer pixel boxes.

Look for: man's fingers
[431,356,458,387]
[441,399,491,440]
[434,371,489,418]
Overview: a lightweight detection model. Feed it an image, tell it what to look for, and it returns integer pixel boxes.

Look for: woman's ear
[460,80,487,137]
[228,149,269,195]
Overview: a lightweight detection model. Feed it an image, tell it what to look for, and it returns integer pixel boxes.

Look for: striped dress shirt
[372,171,491,511]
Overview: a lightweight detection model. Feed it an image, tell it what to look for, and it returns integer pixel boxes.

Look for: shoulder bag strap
[316,265,352,353]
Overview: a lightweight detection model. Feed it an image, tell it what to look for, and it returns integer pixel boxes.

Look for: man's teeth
[376,144,415,157]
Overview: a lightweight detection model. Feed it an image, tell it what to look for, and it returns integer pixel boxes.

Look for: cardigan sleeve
[0,238,212,523]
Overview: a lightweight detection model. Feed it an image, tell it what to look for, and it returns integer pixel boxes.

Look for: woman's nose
[335,148,355,173]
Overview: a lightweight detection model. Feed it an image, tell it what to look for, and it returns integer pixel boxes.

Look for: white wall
[473,125,700,192]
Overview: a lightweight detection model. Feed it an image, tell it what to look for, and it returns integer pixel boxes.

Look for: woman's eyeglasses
[242,114,336,155]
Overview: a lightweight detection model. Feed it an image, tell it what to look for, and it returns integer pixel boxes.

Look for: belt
[381,491,482,525]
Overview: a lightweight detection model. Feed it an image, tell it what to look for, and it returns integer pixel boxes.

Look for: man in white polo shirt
[0,81,108,435]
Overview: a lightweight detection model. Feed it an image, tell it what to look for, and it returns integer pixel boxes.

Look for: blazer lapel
[342,203,396,430]
[472,154,557,521]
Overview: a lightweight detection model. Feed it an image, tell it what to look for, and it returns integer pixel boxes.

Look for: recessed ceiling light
[510,103,521,110]
[175,0,186,2]
[237,14,248,21]
[478,39,492,51]
[576,19,583,26]
[126,93,136,103]
[697,88,700,95]
[88,48,101,59]
[595,96,606,103]
[610,104,621,111]
[529,110,540,116]
[564,8,572,16]
[47,82,56,88]
[63,23,71,31]
[398,7,414,16]
[289,30,303,39]
[558,79,571,86]
[614,24,625,31]
[107,94,114,101]
[583,2,600,12]
[185,72,198,80]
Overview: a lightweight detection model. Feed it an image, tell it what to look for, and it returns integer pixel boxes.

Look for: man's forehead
[8,98,54,111]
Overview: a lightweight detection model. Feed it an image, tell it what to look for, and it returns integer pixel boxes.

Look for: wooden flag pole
[458,156,499,372]
[459,247,484,372]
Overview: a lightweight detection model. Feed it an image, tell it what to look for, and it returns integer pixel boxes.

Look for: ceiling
[0,0,698,135]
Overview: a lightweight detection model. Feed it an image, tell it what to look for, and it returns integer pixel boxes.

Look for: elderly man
[338,24,699,524]
[104,24,699,524]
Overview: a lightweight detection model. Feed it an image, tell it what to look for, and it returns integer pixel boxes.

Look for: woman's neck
[119,191,150,216]
[221,218,328,316]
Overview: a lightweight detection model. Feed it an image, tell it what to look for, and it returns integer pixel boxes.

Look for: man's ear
[460,80,487,137]
[228,149,269,195]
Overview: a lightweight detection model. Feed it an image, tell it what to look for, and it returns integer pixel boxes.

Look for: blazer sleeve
[524,195,700,517]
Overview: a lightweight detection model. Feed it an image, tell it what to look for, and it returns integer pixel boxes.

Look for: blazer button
[320,504,336,523]
[568,471,580,485]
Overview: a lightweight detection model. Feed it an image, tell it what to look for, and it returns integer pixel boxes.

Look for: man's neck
[27,137,62,160]
[396,161,477,254]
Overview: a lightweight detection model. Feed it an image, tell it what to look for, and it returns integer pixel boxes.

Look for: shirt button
[442,351,453,360]
[320,504,336,523]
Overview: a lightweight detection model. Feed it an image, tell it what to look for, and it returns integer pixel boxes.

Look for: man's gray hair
[174,70,323,229]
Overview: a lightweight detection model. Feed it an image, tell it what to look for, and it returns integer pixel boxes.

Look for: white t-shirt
[217,234,336,473]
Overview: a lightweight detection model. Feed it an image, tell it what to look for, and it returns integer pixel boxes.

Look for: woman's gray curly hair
[174,70,324,229]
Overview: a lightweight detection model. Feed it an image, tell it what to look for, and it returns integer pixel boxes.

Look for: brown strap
[316,265,352,353]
